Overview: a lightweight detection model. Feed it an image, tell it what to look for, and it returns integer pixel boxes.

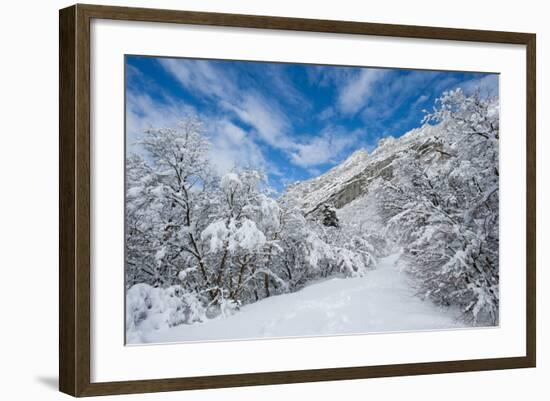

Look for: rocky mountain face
[284,123,442,219]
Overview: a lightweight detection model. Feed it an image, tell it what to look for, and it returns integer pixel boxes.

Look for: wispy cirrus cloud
[290,126,367,168]
[458,74,499,97]
[159,59,295,152]
[159,58,237,100]
[220,92,293,150]
[206,118,267,175]
[337,69,389,115]
[125,90,196,153]
[263,64,312,110]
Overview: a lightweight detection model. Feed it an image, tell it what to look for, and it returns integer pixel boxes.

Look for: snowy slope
[283,148,369,212]
[135,254,464,344]
[284,124,439,215]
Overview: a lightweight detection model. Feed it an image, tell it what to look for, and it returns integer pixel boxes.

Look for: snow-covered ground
[135,254,465,344]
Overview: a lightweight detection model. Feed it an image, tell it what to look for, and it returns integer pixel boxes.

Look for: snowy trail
[140,254,465,343]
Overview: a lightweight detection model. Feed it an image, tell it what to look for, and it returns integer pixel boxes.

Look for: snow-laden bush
[201,218,266,254]
[301,223,377,279]
[361,231,390,258]
[126,284,206,342]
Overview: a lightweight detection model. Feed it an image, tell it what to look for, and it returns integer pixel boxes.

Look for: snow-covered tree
[375,89,499,324]
[321,204,340,227]
[126,117,217,300]
[199,169,288,307]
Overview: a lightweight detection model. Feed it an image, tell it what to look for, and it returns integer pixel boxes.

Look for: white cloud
[125,90,196,153]
[361,71,441,122]
[207,119,267,175]
[318,106,335,121]
[265,65,311,109]
[290,126,365,167]
[159,58,236,100]
[160,59,295,153]
[458,74,499,97]
[338,69,388,115]
[413,94,429,106]
[290,139,333,167]
[221,93,292,150]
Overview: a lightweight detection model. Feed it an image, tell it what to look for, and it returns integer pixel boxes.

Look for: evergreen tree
[321,204,339,228]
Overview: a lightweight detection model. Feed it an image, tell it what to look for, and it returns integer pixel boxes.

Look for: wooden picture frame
[59,3,536,397]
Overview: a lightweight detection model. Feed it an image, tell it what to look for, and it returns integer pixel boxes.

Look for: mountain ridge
[284,123,441,216]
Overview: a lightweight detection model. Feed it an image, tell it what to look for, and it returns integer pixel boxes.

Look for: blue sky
[126,56,498,192]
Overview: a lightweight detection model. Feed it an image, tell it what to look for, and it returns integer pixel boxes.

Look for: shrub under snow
[126,283,206,343]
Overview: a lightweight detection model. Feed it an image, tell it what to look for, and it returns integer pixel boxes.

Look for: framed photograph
[59,4,536,397]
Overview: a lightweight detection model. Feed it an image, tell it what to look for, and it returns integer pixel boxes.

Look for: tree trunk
[264,273,270,297]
